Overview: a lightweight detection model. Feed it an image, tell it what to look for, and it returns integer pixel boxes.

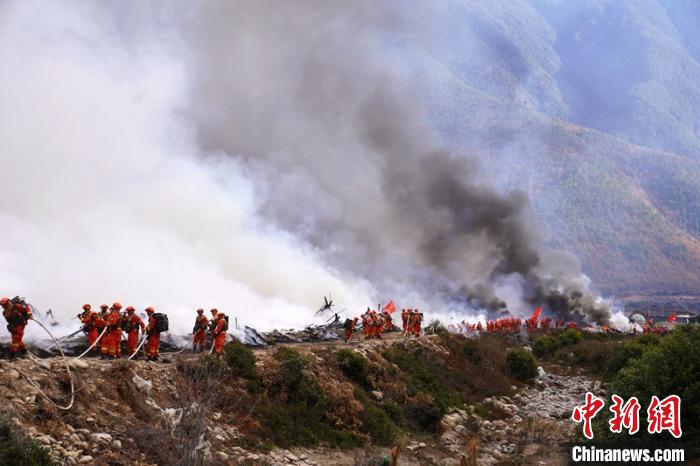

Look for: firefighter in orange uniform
[212,312,228,355]
[376,313,384,339]
[383,311,393,332]
[411,310,422,337]
[95,304,108,353]
[103,302,123,359]
[145,307,160,360]
[123,306,145,357]
[2,297,32,359]
[192,309,208,353]
[369,311,378,338]
[79,304,100,353]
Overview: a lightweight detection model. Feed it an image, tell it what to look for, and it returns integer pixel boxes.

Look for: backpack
[221,315,229,332]
[343,318,353,329]
[152,313,169,333]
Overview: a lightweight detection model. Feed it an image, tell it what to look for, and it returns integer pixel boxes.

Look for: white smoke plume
[0,0,610,341]
[0,1,374,334]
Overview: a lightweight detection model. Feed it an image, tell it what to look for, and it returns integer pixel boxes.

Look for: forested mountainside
[399,0,700,295]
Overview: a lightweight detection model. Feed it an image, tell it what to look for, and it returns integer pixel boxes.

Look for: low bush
[263,347,362,449]
[462,339,482,363]
[335,349,370,386]
[425,319,448,336]
[405,399,446,432]
[224,340,258,381]
[556,328,584,347]
[612,326,700,448]
[532,335,557,357]
[505,347,538,381]
[603,341,644,376]
[361,405,396,446]
[0,415,54,466]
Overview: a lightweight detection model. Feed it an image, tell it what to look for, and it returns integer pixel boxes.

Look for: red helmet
[126,306,135,312]
[145,307,155,314]
[210,308,218,314]
[196,308,204,314]
[82,304,91,310]
[0,297,8,306]
[100,304,109,310]
[112,302,122,310]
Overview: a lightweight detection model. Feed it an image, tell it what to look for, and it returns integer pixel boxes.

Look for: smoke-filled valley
[5,0,700,330]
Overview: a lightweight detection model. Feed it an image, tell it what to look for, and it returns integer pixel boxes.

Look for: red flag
[667,313,677,323]
[531,306,543,321]
[382,300,397,314]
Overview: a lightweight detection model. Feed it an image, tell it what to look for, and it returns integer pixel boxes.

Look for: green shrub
[406,401,446,432]
[532,336,557,357]
[604,342,644,376]
[425,319,448,336]
[361,405,396,446]
[380,400,403,423]
[636,333,661,346]
[462,340,481,363]
[263,347,362,449]
[271,348,322,406]
[335,349,369,386]
[555,328,584,347]
[611,326,700,449]
[224,340,257,381]
[506,347,538,381]
[0,415,54,466]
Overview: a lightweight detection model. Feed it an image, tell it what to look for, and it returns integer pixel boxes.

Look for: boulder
[90,433,112,443]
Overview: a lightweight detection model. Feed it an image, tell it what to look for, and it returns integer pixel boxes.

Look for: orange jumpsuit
[4,303,32,355]
[123,313,145,355]
[384,313,393,332]
[376,316,384,338]
[146,315,160,358]
[80,311,99,350]
[401,310,408,332]
[104,310,122,358]
[343,319,353,341]
[192,315,208,352]
[411,314,421,336]
[368,314,378,338]
[212,315,227,354]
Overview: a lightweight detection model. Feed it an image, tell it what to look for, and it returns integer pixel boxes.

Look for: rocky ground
[0,335,600,465]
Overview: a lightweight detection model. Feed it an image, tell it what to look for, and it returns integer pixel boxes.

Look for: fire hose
[73,326,108,361]
[127,332,149,360]
[168,337,193,355]
[23,318,76,410]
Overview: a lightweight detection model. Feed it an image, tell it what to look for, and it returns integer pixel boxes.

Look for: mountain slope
[391,0,700,295]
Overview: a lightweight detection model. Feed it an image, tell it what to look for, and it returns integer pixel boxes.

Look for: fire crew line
[25,318,76,411]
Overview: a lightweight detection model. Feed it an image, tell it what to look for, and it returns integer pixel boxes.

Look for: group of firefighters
[448,316,577,334]
[76,302,165,360]
[343,308,424,342]
[1,296,231,360]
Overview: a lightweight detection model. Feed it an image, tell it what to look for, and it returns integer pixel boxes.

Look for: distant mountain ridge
[397,0,700,295]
